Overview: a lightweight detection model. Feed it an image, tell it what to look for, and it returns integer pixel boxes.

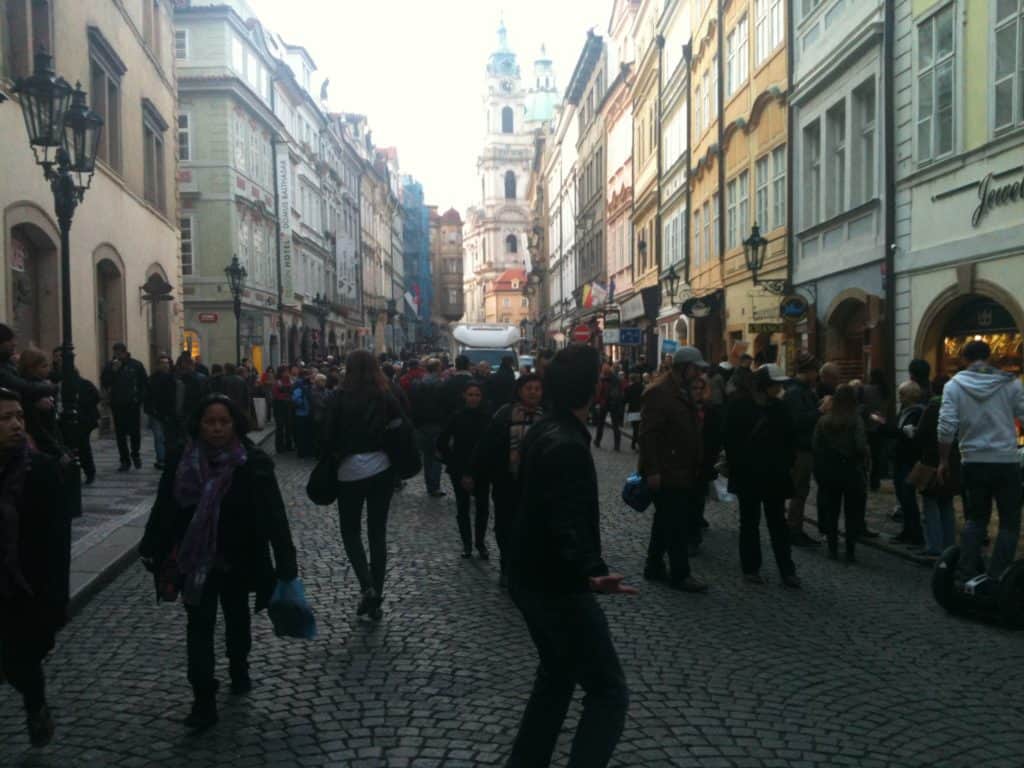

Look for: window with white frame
[177,113,191,161]
[726,178,738,249]
[693,209,702,267]
[702,70,712,131]
[694,83,703,134]
[180,216,195,275]
[826,101,846,218]
[738,171,750,243]
[726,16,749,97]
[712,192,720,258]
[755,0,783,65]
[175,29,189,60]
[703,201,712,264]
[916,4,955,163]
[803,120,821,227]
[994,0,1024,132]
[771,146,786,229]
[755,156,769,229]
[801,0,823,20]
[851,79,876,206]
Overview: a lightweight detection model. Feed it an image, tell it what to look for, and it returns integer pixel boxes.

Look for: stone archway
[144,264,173,370]
[7,217,60,353]
[95,246,127,374]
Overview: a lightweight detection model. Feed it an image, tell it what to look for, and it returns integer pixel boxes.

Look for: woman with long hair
[813,384,870,562]
[324,350,403,619]
[139,394,298,729]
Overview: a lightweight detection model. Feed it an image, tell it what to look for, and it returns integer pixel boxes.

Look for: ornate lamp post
[743,223,788,295]
[14,52,103,517]
[660,263,681,307]
[310,292,330,359]
[224,255,247,365]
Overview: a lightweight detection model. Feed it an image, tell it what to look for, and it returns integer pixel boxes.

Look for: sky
[248,0,611,214]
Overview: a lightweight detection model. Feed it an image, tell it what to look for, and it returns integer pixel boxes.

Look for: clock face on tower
[500,79,512,92]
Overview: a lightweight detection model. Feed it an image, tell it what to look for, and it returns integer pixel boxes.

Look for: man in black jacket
[100,342,148,470]
[485,355,516,413]
[506,344,634,768]
[410,359,445,497]
[784,353,822,547]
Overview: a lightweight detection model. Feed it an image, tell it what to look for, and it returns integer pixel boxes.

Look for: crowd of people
[3,316,1022,765]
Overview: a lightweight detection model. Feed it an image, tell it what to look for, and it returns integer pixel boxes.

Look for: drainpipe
[684,43,693,286]
[655,34,665,277]
[716,0,727,359]
[270,81,285,367]
[883,0,897,411]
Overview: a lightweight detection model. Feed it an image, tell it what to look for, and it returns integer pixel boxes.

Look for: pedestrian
[474,372,545,588]
[783,352,823,547]
[206,363,251,420]
[593,362,625,451]
[0,324,56,404]
[623,372,644,451]
[271,366,293,453]
[505,343,634,768]
[485,355,517,412]
[692,372,723,546]
[259,366,274,423]
[861,368,888,491]
[436,381,491,559]
[324,350,403,620]
[409,359,446,497]
[914,375,959,557]
[724,364,801,585]
[0,388,69,747]
[908,358,931,403]
[817,361,841,399]
[398,358,425,393]
[139,394,298,730]
[938,340,1024,585]
[100,342,148,471]
[438,354,475,423]
[175,353,205,430]
[639,346,709,593]
[292,370,314,459]
[51,348,100,486]
[309,373,331,459]
[146,353,178,470]
[813,384,870,563]
[17,348,67,462]
[881,380,926,546]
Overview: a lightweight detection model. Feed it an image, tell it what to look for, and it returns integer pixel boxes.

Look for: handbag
[621,473,651,512]
[306,453,339,505]
[384,416,422,480]
[268,578,317,639]
[907,461,937,492]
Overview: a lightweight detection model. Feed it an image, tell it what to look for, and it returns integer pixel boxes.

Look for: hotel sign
[972,170,1024,227]
[277,153,294,302]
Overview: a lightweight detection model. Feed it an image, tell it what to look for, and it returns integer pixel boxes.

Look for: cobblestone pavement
[3,439,1024,768]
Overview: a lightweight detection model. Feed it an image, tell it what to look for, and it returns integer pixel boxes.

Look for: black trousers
[451,473,489,551]
[817,474,867,555]
[111,404,141,464]
[78,427,96,478]
[738,492,795,576]
[2,631,49,712]
[594,406,623,450]
[337,469,394,596]
[507,588,628,768]
[184,572,251,696]
[492,477,519,571]
[294,415,314,458]
[647,487,698,581]
[273,400,293,451]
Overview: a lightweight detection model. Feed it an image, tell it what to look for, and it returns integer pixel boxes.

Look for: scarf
[507,404,543,477]
[175,438,247,605]
[0,439,32,600]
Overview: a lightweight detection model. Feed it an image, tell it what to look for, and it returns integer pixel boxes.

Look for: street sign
[619,327,643,346]
[198,312,219,323]
[662,339,679,355]
[572,324,591,343]
[779,295,809,321]
[602,328,620,344]
[748,322,783,334]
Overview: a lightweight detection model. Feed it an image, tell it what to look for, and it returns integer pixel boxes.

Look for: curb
[67,426,277,617]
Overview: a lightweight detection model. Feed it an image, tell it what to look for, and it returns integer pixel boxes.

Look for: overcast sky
[249,0,611,213]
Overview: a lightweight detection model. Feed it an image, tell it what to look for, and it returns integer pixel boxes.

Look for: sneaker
[643,563,669,582]
[26,704,54,747]
[118,462,131,472]
[781,573,802,589]
[670,576,709,593]
[743,572,766,585]
[356,586,377,617]
[184,697,218,730]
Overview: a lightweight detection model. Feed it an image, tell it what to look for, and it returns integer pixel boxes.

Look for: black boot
[184,689,218,730]
[229,662,252,695]
[26,703,55,747]
[827,534,839,560]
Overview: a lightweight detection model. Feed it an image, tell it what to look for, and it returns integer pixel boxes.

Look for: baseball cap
[758,363,789,382]
[673,346,709,369]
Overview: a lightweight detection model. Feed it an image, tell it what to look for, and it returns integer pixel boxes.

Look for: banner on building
[581,281,608,308]
[276,154,294,304]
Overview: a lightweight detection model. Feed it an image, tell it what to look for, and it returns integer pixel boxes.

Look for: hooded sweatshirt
[937,363,1024,464]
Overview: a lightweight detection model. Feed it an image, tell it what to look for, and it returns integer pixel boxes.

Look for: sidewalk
[68,421,275,614]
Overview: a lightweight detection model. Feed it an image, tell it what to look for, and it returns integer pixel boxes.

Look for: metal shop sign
[779,295,809,322]
[748,322,783,334]
[618,327,643,345]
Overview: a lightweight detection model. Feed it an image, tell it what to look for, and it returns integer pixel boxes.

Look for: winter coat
[21,374,66,459]
[147,371,179,424]
[205,373,251,416]
[436,407,490,477]
[0,359,56,402]
[623,381,644,415]
[438,371,476,422]
[100,356,148,408]
[784,378,820,451]
[485,366,516,412]
[473,402,543,488]
[291,380,311,418]
[813,414,869,490]
[638,376,702,490]
[596,374,625,411]
[882,403,925,467]
[938,364,1024,464]
[916,396,962,497]
[724,395,796,498]
[324,389,403,459]
[139,445,297,611]
[409,374,445,427]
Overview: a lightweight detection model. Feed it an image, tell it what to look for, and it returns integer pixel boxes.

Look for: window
[445,259,461,273]
[703,202,712,264]
[142,0,162,61]
[826,101,846,217]
[521,297,529,307]
[702,70,711,131]
[755,0,784,65]
[502,297,511,308]
[4,0,52,79]
[177,113,191,161]
[180,216,195,275]
[447,288,459,305]
[89,28,126,171]
[771,146,786,229]
[712,192,720,258]
[726,16,749,97]
[694,83,703,134]
[916,5,955,162]
[801,0,823,18]
[726,178,738,249]
[142,99,168,212]
[501,106,514,133]
[737,171,750,243]
[504,171,517,199]
[693,210,702,267]
[994,0,1024,131]
[506,234,518,253]
[755,156,769,229]
[175,29,189,60]
[803,120,821,226]
[852,79,876,205]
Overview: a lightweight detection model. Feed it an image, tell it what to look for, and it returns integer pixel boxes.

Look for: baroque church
[462,21,558,324]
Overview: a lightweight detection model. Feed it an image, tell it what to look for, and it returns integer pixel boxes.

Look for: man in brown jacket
[639,346,710,593]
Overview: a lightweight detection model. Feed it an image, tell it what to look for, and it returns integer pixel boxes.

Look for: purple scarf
[175,438,247,605]
[0,439,31,600]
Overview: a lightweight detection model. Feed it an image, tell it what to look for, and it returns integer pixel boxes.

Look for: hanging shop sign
[749,322,783,334]
[972,170,1024,227]
[619,327,643,346]
[779,295,809,322]
[681,292,720,319]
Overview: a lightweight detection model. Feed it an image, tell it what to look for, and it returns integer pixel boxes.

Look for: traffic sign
[619,327,643,346]
[662,339,679,355]
[602,328,620,344]
[572,324,591,343]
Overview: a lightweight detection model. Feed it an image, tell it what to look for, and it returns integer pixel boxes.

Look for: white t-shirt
[337,451,391,483]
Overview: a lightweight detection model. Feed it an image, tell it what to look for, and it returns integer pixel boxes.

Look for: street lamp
[743,223,788,295]
[14,52,104,518]
[660,263,681,306]
[311,292,330,358]
[224,254,247,365]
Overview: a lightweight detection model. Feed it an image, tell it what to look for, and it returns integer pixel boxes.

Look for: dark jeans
[867,431,886,490]
[294,414,313,458]
[492,477,519,571]
[594,406,623,450]
[111,403,141,464]
[273,400,293,451]
[960,462,1022,579]
[738,493,795,576]
[507,589,628,768]
[337,469,394,596]
[418,424,443,493]
[451,472,489,551]
[2,632,48,712]
[647,487,698,580]
[78,426,95,479]
[816,472,867,555]
[184,571,251,695]
[893,462,922,539]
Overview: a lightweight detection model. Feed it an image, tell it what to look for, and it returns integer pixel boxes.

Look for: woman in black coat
[723,365,800,587]
[140,394,297,730]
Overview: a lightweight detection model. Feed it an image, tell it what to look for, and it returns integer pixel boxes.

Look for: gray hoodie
[938,364,1024,464]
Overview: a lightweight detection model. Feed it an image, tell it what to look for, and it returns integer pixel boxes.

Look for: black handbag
[306,453,339,505]
[384,416,422,480]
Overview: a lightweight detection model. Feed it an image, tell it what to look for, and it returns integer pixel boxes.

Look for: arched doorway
[95,250,126,374]
[918,292,1023,377]
[826,296,870,382]
[144,266,173,369]
[8,221,59,352]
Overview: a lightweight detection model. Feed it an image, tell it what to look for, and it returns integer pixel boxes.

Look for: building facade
[484,268,531,327]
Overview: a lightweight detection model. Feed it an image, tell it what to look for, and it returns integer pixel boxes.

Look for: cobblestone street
[2,441,1023,768]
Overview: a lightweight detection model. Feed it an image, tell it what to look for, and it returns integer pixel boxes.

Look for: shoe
[154,462,165,470]
[132,455,142,469]
[368,596,384,621]
[828,547,839,561]
[790,530,820,548]
[781,573,802,589]
[229,666,252,695]
[84,473,96,485]
[593,440,601,448]
[428,490,446,498]
[184,696,218,730]
[461,549,473,559]
[476,546,490,561]
[356,586,377,617]
[904,537,925,548]
[845,550,857,564]
[861,529,880,539]
[26,704,54,747]
[700,517,711,530]
[118,462,130,472]
[670,576,709,593]
[743,572,766,585]
[890,531,911,544]
[643,564,669,582]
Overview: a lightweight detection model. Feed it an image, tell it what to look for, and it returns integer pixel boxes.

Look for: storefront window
[940,298,1021,376]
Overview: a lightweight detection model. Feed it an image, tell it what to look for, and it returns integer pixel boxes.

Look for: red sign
[198,312,219,323]
[572,324,592,343]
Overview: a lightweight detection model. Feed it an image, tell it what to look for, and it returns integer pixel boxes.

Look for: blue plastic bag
[621,473,651,512]
[268,578,317,639]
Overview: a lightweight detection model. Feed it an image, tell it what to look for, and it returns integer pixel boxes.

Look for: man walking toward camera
[100,342,148,470]
[506,344,634,768]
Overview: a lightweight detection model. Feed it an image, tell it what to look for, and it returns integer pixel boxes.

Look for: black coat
[724,395,796,498]
[0,359,55,402]
[101,356,148,408]
[438,371,475,422]
[784,379,820,451]
[485,366,516,412]
[324,390,403,458]
[409,375,445,427]
[139,445,297,610]
[147,371,178,423]
[21,374,66,459]
[509,413,609,594]
[437,407,490,477]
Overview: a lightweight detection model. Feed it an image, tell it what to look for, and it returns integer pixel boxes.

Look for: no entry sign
[572,324,592,343]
